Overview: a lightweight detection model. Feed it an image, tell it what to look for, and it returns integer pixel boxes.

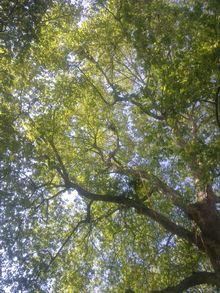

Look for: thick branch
[150,272,219,293]
[47,146,203,250]
[117,168,189,212]
[68,181,203,250]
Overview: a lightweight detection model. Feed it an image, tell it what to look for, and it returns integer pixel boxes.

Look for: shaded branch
[116,168,189,212]
[44,201,115,272]
[84,51,120,101]
[44,218,88,272]
[116,47,146,85]
[45,200,93,272]
[106,121,121,164]
[33,188,68,211]
[150,272,219,293]
[215,86,220,128]
[67,181,204,251]
[76,65,111,105]
[45,147,203,250]
[129,98,165,121]
[78,50,165,120]
[48,139,72,186]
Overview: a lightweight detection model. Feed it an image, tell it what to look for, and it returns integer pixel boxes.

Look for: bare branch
[85,51,120,99]
[44,201,115,272]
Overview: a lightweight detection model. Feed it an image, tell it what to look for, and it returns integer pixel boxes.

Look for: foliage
[1,0,220,292]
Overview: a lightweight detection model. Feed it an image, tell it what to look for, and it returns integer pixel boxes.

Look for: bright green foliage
[1,1,220,292]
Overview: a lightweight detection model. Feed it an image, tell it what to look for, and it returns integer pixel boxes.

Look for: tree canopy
[1,0,220,292]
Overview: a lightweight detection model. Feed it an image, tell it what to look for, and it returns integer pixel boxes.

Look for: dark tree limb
[34,188,67,211]
[215,86,220,128]
[47,146,204,250]
[67,181,204,251]
[115,168,189,213]
[150,272,219,293]
[48,138,72,186]
[129,98,165,121]
[84,50,121,102]
[76,65,111,105]
[44,218,88,272]
[44,200,94,272]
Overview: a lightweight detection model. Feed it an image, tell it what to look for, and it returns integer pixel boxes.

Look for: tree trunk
[189,197,220,283]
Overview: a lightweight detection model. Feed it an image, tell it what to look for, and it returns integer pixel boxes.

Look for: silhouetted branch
[150,272,219,293]
[67,181,203,251]
[44,218,88,272]
[43,145,203,250]
[215,86,220,128]
[48,139,72,186]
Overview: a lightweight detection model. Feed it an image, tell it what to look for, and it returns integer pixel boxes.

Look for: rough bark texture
[188,188,220,279]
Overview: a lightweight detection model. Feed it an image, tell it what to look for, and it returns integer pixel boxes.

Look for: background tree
[1,0,220,292]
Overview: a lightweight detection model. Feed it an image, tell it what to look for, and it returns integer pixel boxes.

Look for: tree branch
[76,65,111,105]
[84,50,120,101]
[116,168,189,212]
[150,272,219,293]
[215,86,220,128]
[45,147,203,250]
[48,138,72,186]
[44,218,88,272]
[44,200,93,272]
[67,181,204,251]
[129,98,165,121]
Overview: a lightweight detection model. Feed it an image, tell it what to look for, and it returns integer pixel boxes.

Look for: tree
[1,0,220,292]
